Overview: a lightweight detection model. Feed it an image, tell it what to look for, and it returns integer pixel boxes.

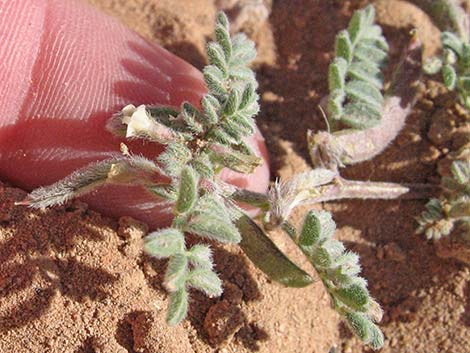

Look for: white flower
[121,104,175,142]
[121,104,154,139]
[266,169,337,227]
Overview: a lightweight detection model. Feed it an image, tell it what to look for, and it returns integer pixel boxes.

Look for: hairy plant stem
[231,178,438,207]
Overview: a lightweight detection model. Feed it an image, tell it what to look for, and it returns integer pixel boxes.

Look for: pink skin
[0,0,269,228]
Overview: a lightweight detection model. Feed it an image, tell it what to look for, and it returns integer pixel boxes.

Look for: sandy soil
[1,0,470,352]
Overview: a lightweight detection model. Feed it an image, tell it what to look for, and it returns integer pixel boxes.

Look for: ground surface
[1,0,470,352]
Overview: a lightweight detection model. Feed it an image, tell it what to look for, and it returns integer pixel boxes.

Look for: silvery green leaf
[335,283,370,311]
[363,35,389,52]
[231,33,256,65]
[176,166,199,214]
[344,80,384,110]
[231,49,257,68]
[451,160,470,184]
[416,199,453,240]
[229,66,256,83]
[299,211,336,255]
[328,91,345,120]
[368,322,385,350]
[326,5,388,131]
[209,143,262,174]
[235,140,257,156]
[164,254,189,292]
[442,64,457,89]
[362,4,375,26]
[338,275,368,290]
[191,153,214,178]
[147,184,177,201]
[231,32,248,48]
[328,58,348,91]
[208,128,238,145]
[167,288,189,326]
[345,311,370,342]
[336,30,353,63]
[201,94,220,124]
[464,95,470,109]
[334,251,361,277]
[421,199,444,221]
[347,8,365,45]
[181,102,204,133]
[203,65,226,95]
[146,105,180,119]
[342,101,381,129]
[188,244,214,270]
[322,239,346,261]
[239,83,256,110]
[158,142,193,177]
[442,31,463,57]
[220,119,242,140]
[311,246,333,268]
[223,89,240,116]
[207,42,228,75]
[240,100,260,117]
[188,269,223,297]
[216,11,229,28]
[444,48,458,65]
[187,215,241,243]
[144,228,185,258]
[193,193,229,220]
[348,62,384,89]
[215,23,232,62]
[345,312,384,350]
[230,112,255,134]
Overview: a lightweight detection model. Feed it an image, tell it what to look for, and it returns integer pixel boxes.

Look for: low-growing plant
[420,0,470,107]
[17,2,470,350]
[410,0,470,244]
[417,159,470,240]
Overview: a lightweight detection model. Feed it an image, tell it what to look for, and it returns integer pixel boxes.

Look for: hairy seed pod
[309,35,423,171]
